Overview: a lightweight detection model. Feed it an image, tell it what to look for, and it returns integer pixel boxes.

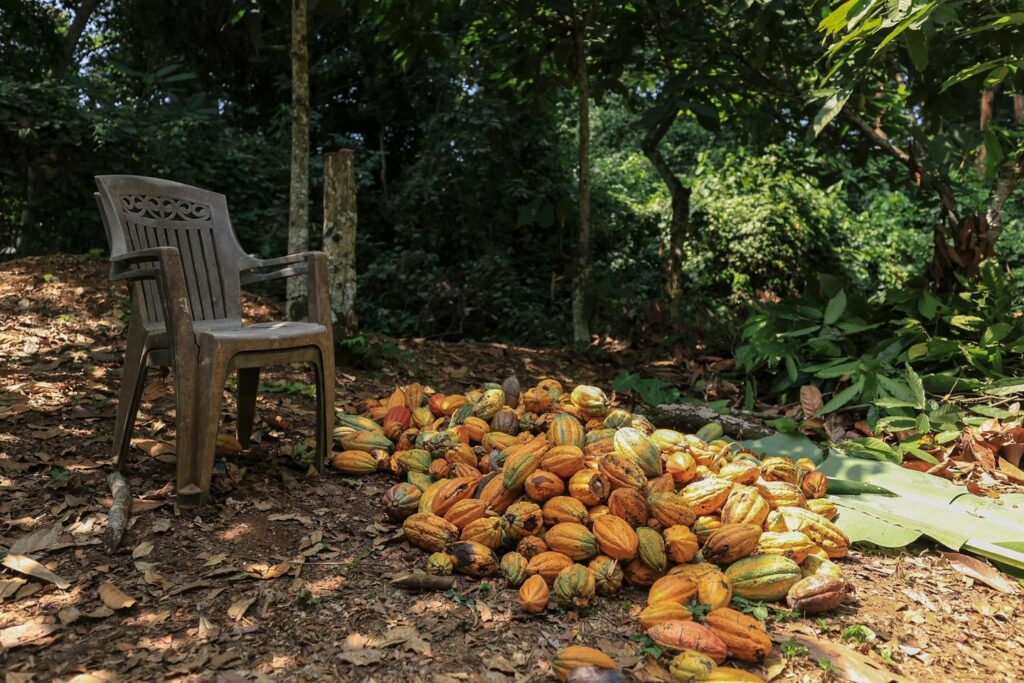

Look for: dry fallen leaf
[0,617,60,649]
[800,385,824,417]
[227,596,256,621]
[2,554,71,589]
[132,541,154,559]
[98,582,136,610]
[58,606,81,625]
[942,552,1019,594]
[8,523,62,555]
[774,632,908,683]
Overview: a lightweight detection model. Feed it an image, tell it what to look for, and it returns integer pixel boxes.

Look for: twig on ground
[102,471,131,552]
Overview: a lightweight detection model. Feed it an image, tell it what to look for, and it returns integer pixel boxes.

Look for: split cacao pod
[568,469,610,506]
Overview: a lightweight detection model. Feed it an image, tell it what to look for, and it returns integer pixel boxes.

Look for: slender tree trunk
[17,0,100,254]
[570,3,593,348]
[287,0,311,319]
[978,88,996,164]
[641,111,690,330]
[323,149,358,338]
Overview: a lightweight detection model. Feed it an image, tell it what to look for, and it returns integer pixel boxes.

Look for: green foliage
[840,624,876,645]
[611,371,680,407]
[730,596,799,623]
[627,632,665,660]
[780,637,810,658]
[737,262,1024,442]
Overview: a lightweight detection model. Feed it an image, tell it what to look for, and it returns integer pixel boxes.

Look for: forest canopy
[2,0,1023,348]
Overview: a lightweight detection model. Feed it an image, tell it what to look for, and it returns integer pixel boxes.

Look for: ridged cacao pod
[613,428,662,476]
[543,496,590,526]
[504,500,544,540]
[476,473,517,515]
[551,646,618,683]
[553,564,597,608]
[665,451,698,485]
[443,498,488,529]
[692,515,723,544]
[646,621,727,663]
[592,515,639,561]
[588,555,623,596]
[648,493,697,528]
[756,531,815,564]
[460,516,508,550]
[447,540,499,577]
[503,447,543,490]
[490,408,520,436]
[539,445,585,479]
[336,414,383,433]
[500,551,530,587]
[526,551,575,585]
[786,575,847,614]
[644,473,676,496]
[697,667,765,682]
[418,478,450,513]
[570,385,610,417]
[705,607,772,663]
[759,457,801,484]
[392,449,433,475]
[702,524,762,566]
[755,480,806,510]
[568,469,610,506]
[607,488,649,527]
[331,449,380,475]
[639,602,692,630]
[599,453,647,490]
[681,478,733,516]
[427,552,453,575]
[549,413,585,449]
[407,471,433,492]
[721,486,770,527]
[724,555,802,601]
[698,572,733,610]
[603,409,633,430]
[806,498,837,520]
[403,512,459,552]
[525,470,566,502]
[718,460,760,485]
[636,527,668,573]
[428,457,450,480]
[382,482,422,521]
[517,535,548,559]
[624,558,663,587]
[664,525,699,564]
[648,575,698,606]
[339,431,393,453]
[650,428,686,451]
[519,574,549,613]
[545,522,599,561]
[431,476,478,517]
[799,471,829,499]
[778,507,849,558]
[668,649,717,682]
[522,387,552,413]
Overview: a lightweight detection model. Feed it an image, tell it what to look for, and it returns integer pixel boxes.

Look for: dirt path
[1,255,1022,682]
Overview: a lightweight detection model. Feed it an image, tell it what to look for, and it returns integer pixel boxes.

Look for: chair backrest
[95,175,254,325]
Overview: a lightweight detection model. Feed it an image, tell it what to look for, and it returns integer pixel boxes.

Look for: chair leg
[313,342,336,474]
[186,350,229,507]
[236,368,260,448]
[173,351,203,509]
[112,328,149,470]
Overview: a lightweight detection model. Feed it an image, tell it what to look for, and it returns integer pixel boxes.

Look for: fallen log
[390,573,456,592]
[102,471,131,553]
[649,403,773,440]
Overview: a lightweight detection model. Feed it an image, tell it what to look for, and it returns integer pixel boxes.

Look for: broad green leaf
[904,29,928,71]
[814,360,862,379]
[905,364,926,409]
[817,376,865,416]
[740,432,824,464]
[823,289,847,325]
[874,415,917,432]
[811,89,851,138]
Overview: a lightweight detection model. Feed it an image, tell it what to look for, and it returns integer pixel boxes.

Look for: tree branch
[54,0,101,80]
[987,152,1024,237]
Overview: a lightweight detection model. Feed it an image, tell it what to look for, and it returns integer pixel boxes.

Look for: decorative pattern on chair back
[96,176,249,325]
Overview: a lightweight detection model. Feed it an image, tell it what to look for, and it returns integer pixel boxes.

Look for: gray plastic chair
[95,175,335,508]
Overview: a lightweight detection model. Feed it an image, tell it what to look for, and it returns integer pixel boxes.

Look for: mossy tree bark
[287,0,311,319]
[323,149,358,338]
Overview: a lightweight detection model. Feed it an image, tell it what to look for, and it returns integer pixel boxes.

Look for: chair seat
[197,320,327,344]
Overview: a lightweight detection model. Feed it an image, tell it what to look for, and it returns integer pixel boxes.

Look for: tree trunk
[323,149,358,339]
[287,0,311,320]
[641,110,690,330]
[570,3,593,348]
[17,0,100,254]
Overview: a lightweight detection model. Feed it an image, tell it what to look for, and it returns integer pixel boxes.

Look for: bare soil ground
[2,255,1023,683]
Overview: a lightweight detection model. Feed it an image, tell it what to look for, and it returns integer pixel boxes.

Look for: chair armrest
[240,251,333,327]
[109,247,195,339]
[239,251,319,285]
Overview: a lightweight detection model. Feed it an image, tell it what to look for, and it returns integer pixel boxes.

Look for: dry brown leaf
[227,596,256,621]
[0,578,27,600]
[245,561,291,580]
[0,618,60,649]
[58,606,81,625]
[8,523,62,555]
[942,552,1019,594]
[132,541,154,559]
[216,434,243,453]
[775,632,908,683]
[98,582,136,610]
[800,385,823,417]
[2,554,70,589]
[83,606,115,619]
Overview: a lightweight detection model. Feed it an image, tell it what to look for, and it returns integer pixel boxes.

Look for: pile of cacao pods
[332,378,851,683]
